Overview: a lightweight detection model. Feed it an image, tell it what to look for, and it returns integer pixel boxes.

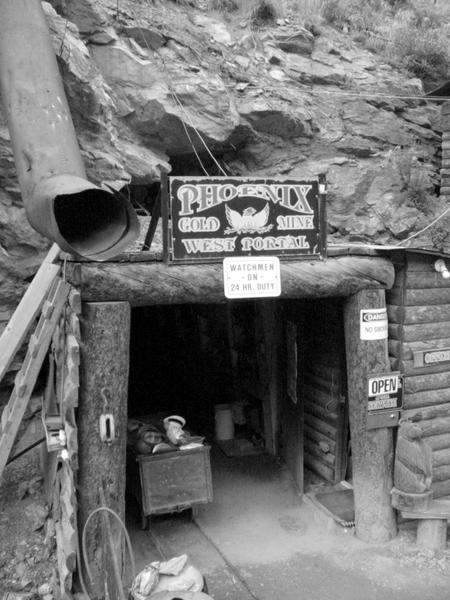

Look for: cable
[306,88,450,102]
[81,506,136,594]
[396,204,450,246]
[135,2,228,176]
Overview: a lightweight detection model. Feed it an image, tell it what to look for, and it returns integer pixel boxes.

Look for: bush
[250,0,279,27]
[387,10,450,84]
[321,0,450,85]
[208,0,239,11]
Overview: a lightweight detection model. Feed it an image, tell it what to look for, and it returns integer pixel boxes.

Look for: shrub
[321,0,450,85]
[208,0,239,11]
[387,146,433,214]
[250,0,279,27]
[387,11,450,84]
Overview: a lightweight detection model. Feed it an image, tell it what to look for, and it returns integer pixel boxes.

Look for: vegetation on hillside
[209,0,450,89]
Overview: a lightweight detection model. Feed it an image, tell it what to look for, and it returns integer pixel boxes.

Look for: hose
[81,506,136,596]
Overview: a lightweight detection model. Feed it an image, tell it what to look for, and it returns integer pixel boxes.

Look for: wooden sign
[163,176,326,263]
[413,347,450,368]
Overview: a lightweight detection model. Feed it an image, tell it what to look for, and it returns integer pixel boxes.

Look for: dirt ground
[2,442,450,600]
[0,448,57,597]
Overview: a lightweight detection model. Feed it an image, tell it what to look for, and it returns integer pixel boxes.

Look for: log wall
[387,253,450,498]
[303,299,348,483]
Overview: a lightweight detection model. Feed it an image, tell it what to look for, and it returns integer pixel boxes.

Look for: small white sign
[360,308,388,340]
[223,256,281,299]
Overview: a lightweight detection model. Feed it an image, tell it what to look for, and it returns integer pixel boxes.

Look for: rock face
[0,0,445,319]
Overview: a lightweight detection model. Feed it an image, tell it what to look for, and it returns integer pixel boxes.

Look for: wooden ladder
[0,244,70,480]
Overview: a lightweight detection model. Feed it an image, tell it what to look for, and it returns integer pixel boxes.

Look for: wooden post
[254,300,280,456]
[416,519,447,551]
[344,289,397,543]
[77,302,130,599]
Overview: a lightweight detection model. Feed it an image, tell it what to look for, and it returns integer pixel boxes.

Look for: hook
[101,386,110,411]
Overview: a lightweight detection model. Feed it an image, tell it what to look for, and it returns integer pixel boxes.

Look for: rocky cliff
[0,0,446,319]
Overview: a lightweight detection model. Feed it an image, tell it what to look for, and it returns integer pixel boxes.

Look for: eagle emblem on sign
[224,203,273,235]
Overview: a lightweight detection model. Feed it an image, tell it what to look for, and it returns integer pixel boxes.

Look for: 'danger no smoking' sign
[360,308,388,340]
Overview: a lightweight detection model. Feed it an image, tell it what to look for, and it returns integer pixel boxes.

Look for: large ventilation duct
[0,0,139,260]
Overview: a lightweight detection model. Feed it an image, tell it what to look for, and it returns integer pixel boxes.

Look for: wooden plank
[396,338,450,361]
[68,312,81,340]
[0,261,60,382]
[402,403,450,422]
[0,279,69,480]
[432,478,450,498]
[304,363,343,383]
[426,433,450,451]
[303,439,335,467]
[386,287,404,305]
[397,288,450,306]
[71,255,395,305]
[403,388,449,410]
[389,304,450,325]
[304,371,343,391]
[432,448,450,467]
[404,372,450,394]
[432,464,450,482]
[304,424,337,454]
[305,399,337,427]
[254,301,280,456]
[389,322,450,342]
[416,417,450,438]
[417,520,447,550]
[401,499,450,520]
[304,385,340,415]
[388,340,402,358]
[399,359,450,376]
[405,255,438,271]
[304,451,335,482]
[304,413,337,439]
[387,304,404,324]
[68,288,82,315]
[54,463,78,597]
[405,271,450,289]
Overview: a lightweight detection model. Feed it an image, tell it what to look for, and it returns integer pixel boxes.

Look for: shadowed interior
[54,189,128,256]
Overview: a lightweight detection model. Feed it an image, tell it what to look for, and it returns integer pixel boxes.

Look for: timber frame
[66,246,399,551]
[2,244,419,598]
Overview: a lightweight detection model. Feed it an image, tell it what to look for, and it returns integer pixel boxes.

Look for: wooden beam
[344,289,397,543]
[0,244,60,382]
[68,256,395,306]
[417,519,447,551]
[254,301,280,455]
[77,302,130,599]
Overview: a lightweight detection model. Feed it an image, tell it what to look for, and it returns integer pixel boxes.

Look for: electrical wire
[396,204,450,246]
[130,2,450,249]
[306,88,450,102]
[137,2,228,176]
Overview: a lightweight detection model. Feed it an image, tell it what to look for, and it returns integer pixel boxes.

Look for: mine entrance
[125,297,350,535]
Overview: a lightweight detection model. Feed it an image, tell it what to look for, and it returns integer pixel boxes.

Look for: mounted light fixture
[434,259,450,279]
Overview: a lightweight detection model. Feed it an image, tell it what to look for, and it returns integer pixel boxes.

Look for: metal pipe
[0,0,139,260]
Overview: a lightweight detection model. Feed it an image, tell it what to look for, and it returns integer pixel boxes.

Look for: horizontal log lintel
[68,256,394,306]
